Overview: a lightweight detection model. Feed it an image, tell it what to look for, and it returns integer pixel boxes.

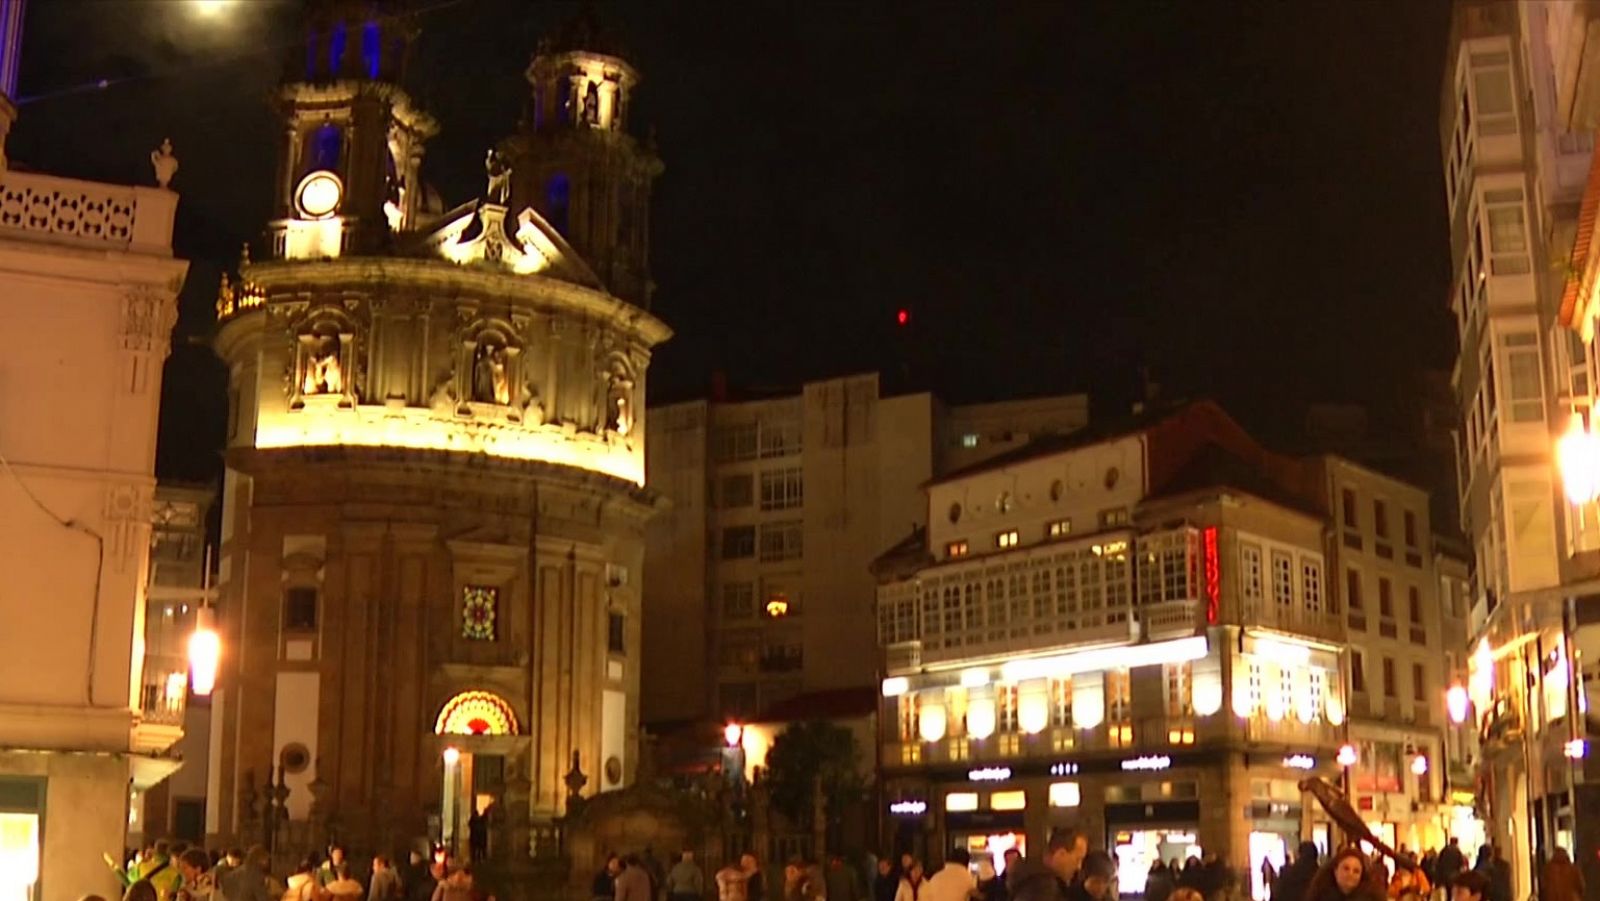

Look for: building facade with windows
[208,5,667,863]
[1309,458,1472,856]
[1442,3,1600,895]
[641,374,1087,724]
[873,403,1366,899]
[0,4,190,891]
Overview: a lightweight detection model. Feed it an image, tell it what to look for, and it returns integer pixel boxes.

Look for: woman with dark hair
[123,882,159,901]
[1306,849,1384,901]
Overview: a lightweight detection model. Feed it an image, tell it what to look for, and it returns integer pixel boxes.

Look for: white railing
[0,169,176,252]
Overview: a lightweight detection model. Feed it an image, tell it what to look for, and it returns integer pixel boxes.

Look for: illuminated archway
[434,690,520,736]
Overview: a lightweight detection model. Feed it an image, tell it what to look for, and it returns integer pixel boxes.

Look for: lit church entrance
[435,691,519,862]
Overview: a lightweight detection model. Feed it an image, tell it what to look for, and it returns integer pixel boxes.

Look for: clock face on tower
[295,170,344,220]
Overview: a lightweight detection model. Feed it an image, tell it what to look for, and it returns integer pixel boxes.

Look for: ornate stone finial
[215,272,236,320]
[564,749,588,800]
[150,138,178,189]
[485,148,510,205]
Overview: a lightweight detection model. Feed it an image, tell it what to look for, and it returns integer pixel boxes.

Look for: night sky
[9,0,1455,484]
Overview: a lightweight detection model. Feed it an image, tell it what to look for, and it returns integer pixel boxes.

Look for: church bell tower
[505,12,662,306]
[268,0,438,259]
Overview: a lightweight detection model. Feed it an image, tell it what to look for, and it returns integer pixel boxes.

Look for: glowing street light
[1558,412,1600,504]
[1446,684,1470,725]
[187,607,220,697]
[724,722,744,748]
[1336,744,1358,767]
[1410,754,1429,777]
[442,746,461,765]
[1565,739,1586,760]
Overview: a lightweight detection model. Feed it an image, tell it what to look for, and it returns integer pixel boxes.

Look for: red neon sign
[1202,526,1220,624]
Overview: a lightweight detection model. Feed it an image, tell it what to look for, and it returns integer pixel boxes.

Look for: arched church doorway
[435,690,520,863]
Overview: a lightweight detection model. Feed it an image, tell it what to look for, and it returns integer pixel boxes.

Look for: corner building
[874,403,1469,897]
[209,2,669,860]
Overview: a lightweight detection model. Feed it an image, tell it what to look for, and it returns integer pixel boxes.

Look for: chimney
[0,0,24,170]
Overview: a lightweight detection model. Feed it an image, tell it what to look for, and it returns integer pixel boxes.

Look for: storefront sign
[1050,762,1079,775]
[1282,754,1315,770]
[968,766,1013,781]
[1121,755,1172,772]
[888,800,928,816]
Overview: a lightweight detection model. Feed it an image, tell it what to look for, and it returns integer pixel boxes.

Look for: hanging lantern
[967,696,997,740]
[1446,685,1470,725]
[187,607,221,697]
[1017,683,1050,735]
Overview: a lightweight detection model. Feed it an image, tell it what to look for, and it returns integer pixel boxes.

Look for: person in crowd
[1388,863,1430,901]
[1418,853,1437,894]
[642,848,666,901]
[1306,849,1383,901]
[894,862,926,901]
[1262,860,1279,899]
[924,849,975,901]
[827,855,860,901]
[283,859,318,901]
[1145,859,1174,901]
[430,867,476,901]
[1169,890,1203,901]
[784,858,826,901]
[1480,848,1510,901]
[1449,872,1487,901]
[126,882,161,901]
[667,850,705,901]
[1433,843,1462,901]
[1539,849,1584,901]
[874,859,900,901]
[317,847,349,889]
[219,847,271,901]
[745,853,767,901]
[617,855,655,901]
[1177,861,1203,893]
[595,856,623,901]
[976,860,1006,901]
[1002,851,1022,881]
[212,849,244,901]
[1008,828,1089,901]
[469,805,490,864]
[176,849,216,901]
[1079,852,1116,901]
[718,855,751,901]
[1272,842,1321,901]
[369,856,403,901]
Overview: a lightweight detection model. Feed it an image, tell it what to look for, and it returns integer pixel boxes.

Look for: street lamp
[1337,743,1358,801]
[724,722,744,748]
[1446,685,1470,725]
[187,606,220,697]
[1558,412,1600,504]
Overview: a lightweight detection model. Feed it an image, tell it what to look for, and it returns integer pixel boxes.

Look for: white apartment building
[1443,3,1600,894]
[641,373,1087,723]
[0,16,190,897]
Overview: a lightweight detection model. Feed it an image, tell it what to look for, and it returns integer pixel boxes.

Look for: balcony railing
[139,676,187,727]
[0,169,177,253]
[1241,598,1343,643]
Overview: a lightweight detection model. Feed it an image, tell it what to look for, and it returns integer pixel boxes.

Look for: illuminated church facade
[209,1,668,859]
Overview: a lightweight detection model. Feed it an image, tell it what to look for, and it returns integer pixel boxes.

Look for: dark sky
[10,0,1456,484]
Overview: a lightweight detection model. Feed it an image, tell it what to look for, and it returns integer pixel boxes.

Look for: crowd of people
[1262,838,1584,901]
[99,840,494,901]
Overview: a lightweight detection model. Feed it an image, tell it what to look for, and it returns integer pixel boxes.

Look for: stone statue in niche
[484,149,511,205]
[611,84,625,130]
[583,81,601,126]
[472,341,511,405]
[605,365,634,436]
[303,336,343,395]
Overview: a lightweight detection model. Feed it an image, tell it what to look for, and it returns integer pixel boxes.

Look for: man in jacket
[1008,828,1088,901]
[369,855,403,901]
[1271,842,1320,901]
[668,851,706,901]
[1434,840,1465,895]
[618,855,655,901]
[923,850,975,901]
[220,847,272,901]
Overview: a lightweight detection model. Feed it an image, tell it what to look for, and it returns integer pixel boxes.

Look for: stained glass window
[462,586,497,641]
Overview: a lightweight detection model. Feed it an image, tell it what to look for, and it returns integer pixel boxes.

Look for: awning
[127,754,184,791]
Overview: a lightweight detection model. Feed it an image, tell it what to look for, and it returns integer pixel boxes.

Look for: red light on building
[1202,526,1220,624]
[895,309,909,326]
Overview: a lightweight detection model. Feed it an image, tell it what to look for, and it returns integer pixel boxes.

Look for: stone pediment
[417,201,602,289]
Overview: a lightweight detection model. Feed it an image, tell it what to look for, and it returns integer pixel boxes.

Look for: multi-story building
[0,0,190,891]
[641,374,1087,723]
[872,403,1472,898]
[208,3,668,866]
[131,484,216,848]
[1306,458,1465,855]
[1441,3,1600,893]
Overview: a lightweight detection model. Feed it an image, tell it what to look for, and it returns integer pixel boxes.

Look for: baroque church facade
[209,1,669,859]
